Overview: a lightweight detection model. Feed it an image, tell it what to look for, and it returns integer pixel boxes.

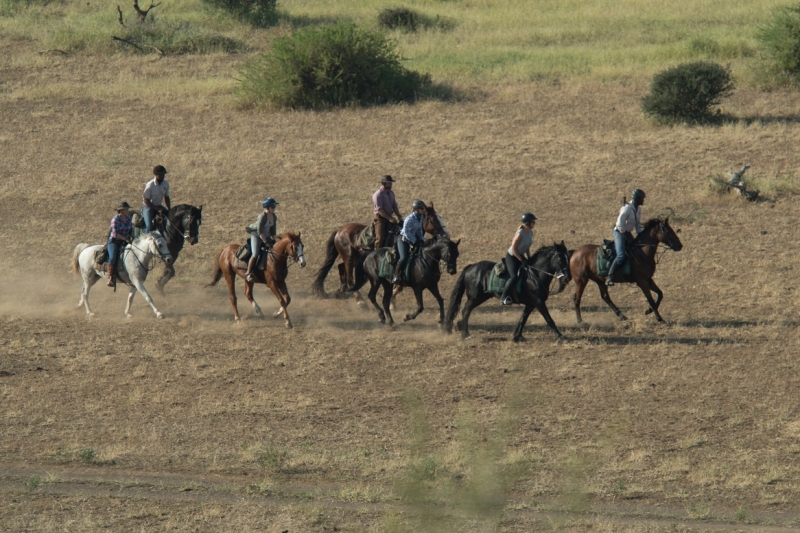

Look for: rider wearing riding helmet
[393,200,427,284]
[245,197,278,283]
[607,188,645,286]
[107,201,134,287]
[500,212,536,305]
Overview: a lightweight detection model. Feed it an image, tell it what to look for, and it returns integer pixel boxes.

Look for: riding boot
[606,261,620,286]
[245,256,257,282]
[499,279,514,305]
[106,263,116,287]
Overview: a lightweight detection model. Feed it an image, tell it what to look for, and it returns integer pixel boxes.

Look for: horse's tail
[72,243,90,276]
[347,252,369,293]
[444,268,468,333]
[205,248,225,288]
[311,230,338,298]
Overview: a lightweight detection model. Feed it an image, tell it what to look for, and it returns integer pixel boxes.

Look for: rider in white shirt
[607,189,645,286]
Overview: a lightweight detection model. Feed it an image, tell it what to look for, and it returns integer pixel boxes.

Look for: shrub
[237,22,432,109]
[201,0,278,28]
[641,61,734,123]
[113,20,246,55]
[757,4,800,82]
[378,7,420,32]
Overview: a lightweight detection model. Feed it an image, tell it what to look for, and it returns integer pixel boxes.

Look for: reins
[124,236,168,274]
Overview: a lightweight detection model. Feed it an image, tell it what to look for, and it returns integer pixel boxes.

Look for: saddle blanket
[233,241,268,272]
[378,249,416,281]
[596,241,632,277]
[487,262,523,296]
[358,224,376,250]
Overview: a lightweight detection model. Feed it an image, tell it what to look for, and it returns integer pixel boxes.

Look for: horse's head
[147,231,173,265]
[423,202,448,238]
[169,204,203,245]
[285,232,306,268]
[552,240,571,282]
[527,241,570,283]
[655,217,683,251]
[442,238,461,275]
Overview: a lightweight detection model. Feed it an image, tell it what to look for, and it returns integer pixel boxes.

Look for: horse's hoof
[87,312,95,318]
[619,315,628,321]
[157,313,165,319]
[125,314,133,319]
[556,336,567,344]
[645,308,653,315]
[286,322,293,329]
[578,322,590,330]
[513,335,526,343]
[456,321,463,331]
[403,315,412,322]
[462,335,472,340]
[356,300,367,308]
[389,304,396,311]
[378,316,386,324]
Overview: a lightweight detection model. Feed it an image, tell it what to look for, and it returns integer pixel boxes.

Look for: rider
[607,188,645,286]
[500,212,536,305]
[372,175,403,248]
[142,165,171,233]
[392,200,426,284]
[107,201,134,287]
[244,197,278,282]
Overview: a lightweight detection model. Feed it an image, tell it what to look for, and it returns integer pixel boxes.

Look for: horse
[348,237,461,327]
[152,204,203,297]
[444,242,570,342]
[72,232,173,319]
[206,232,306,326]
[568,217,683,325]
[311,203,448,300]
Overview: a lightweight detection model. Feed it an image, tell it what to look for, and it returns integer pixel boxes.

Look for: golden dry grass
[2,37,800,532]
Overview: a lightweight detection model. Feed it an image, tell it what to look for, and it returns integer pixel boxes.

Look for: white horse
[72,232,173,319]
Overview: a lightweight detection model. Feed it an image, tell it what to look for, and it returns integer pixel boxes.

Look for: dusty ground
[3,40,800,532]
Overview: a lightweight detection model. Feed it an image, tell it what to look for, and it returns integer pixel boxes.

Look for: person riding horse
[372,175,403,249]
[607,188,646,286]
[142,165,171,233]
[107,201,134,287]
[500,212,537,305]
[245,197,278,283]
[393,199,427,284]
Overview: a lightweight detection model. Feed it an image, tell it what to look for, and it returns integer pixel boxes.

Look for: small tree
[641,61,734,123]
[757,4,800,82]
[237,22,431,109]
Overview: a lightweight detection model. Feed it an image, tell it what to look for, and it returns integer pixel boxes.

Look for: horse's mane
[642,217,664,231]
[527,243,558,264]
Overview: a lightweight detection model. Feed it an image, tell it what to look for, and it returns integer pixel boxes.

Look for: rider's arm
[615,205,628,232]
[634,206,643,234]
[164,195,171,211]
[510,232,524,261]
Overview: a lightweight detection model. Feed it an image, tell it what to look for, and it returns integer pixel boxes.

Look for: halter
[266,239,305,269]
[125,234,170,272]
[163,210,198,242]
[526,249,569,280]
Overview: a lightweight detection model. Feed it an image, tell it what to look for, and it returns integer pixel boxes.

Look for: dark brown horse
[311,203,448,300]
[569,217,683,325]
[206,233,306,326]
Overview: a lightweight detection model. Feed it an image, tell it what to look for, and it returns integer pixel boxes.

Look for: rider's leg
[106,240,119,287]
[500,253,521,305]
[607,229,626,286]
[374,216,386,248]
[142,206,155,233]
[392,239,408,284]
[245,233,261,282]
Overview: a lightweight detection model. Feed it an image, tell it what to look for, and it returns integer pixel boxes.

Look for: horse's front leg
[636,279,665,322]
[644,279,663,316]
[427,283,446,328]
[535,300,565,340]
[390,284,403,311]
[79,272,100,317]
[513,304,535,342]
[156,264,175,298]
[130,278,163,319]
[244,280,264,317]
[267,280,292,329]
[272,282,292,319]
[573,279,587,326]
[403,286,425,322]
[380,279,395,326]
[367,279,386,324]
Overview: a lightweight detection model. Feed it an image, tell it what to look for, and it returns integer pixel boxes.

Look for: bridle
[527,248,569,281]
[164,211,199,243]
[267,238,305,268]
[125,234,171,272]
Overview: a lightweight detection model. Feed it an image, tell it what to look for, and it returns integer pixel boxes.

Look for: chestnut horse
[569,217,683,325]
[206,232,306,326]
[311,203,448,300]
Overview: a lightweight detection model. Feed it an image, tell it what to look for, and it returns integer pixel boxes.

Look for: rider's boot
[245,256,257,283]
[606,261,620,286]
[499,278,514,305]
[106,263,116,287]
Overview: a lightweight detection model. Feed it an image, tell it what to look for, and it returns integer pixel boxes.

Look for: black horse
[153,204,203,296]
[349,237,461,327]
[444,242,570,341]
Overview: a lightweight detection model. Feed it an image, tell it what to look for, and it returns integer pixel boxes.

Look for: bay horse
[348,236,460,327]
[206,232,306,326]
[569,217,683,324]
[444,242,570,342]
[72,232,173,319]
[311,203,448,300]
[154,204,203,297]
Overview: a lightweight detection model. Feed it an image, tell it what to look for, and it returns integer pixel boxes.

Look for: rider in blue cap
[245,197,278,282]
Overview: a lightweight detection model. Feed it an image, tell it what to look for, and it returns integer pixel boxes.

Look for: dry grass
[3,35,800,532]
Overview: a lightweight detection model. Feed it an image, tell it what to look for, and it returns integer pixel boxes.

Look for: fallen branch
[111,35,164,56]
[38,49,68,55]
[117,5,125,27]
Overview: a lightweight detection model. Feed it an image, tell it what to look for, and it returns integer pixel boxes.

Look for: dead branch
[132,0,161,22]
[111,35,164,57]
[38,49,68,55]
[117,5,125,27]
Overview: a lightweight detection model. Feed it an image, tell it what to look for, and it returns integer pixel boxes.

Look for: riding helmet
[381,175,395,183]
[631,189,646,202]
[262,197,279,209]
[521,212,537,224]
[412,199,426,210]
[153,165,168,175]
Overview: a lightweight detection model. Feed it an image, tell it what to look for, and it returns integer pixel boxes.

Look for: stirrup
[605,278,614,286]
[245,272,254,282]
[502,296,513,305]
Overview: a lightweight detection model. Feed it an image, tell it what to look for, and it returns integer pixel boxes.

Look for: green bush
[378,7,420,32]
[641,61,734,123]
[757,4,800,82]
[237,22,432,109]
[201,0,277,28]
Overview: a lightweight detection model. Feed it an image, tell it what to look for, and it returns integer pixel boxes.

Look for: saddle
[596,240,632,276]
[488,261,523,296]
[233,241,269,271]
[358,221,399,251]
